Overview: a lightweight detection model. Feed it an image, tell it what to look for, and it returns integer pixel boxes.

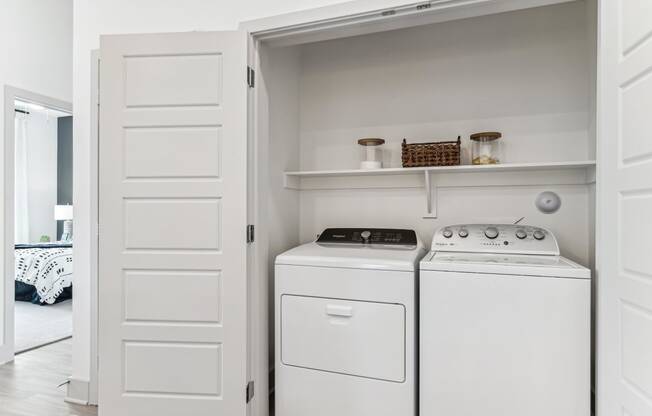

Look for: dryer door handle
[326,304,353,317]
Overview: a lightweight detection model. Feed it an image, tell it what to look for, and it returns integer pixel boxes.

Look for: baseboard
[65,377,90,405]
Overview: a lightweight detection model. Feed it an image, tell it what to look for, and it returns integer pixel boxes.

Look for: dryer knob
[360,230,371,241]
[442,228,453,238]
[484,227,499,239]
[533,230,545,240]
[458,229,469,238]
[515,229,527,239]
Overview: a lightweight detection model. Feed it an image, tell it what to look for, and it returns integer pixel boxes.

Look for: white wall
[299,185,591,263]
[291,1,592,264]
[15,111,59,243]
[1,4,73,225]
[0,2,72,105]
[299,2,591,170]
[261,46,302,367]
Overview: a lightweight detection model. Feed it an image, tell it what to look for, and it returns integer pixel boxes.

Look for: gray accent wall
[57,116,73,240]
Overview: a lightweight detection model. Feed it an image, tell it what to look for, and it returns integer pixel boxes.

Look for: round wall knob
[535,191,562,214]
[458,229,469,238]
[515,229,527,239]
[360,230,371,241]
[484,227,499,239]
[442,228,453,238]
[533,230,545,240]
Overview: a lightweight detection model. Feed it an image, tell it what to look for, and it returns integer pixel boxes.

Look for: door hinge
[247,66,255,88]
[246,380,255,403]
[247,224,255,244]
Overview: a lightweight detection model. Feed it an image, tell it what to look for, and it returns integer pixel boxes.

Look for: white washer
[420,224,591,416]
[275,228,426,416]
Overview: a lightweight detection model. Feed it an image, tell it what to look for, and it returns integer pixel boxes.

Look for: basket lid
[470,131,502,141]
[358,138,385,146]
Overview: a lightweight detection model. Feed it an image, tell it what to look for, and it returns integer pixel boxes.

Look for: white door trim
[88,49,100,406]
[65,50,100,407]
[2,86,72,365]
[242,2,597,415]
[239,0,577,46]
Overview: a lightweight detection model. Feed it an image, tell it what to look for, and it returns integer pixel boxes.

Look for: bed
[14,244,73,305]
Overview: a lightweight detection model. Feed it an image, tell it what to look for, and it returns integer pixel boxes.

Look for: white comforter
[15,247,73,304]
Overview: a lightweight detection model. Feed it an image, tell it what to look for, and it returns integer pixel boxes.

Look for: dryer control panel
[431,224,559,255]
[317,228,418,247]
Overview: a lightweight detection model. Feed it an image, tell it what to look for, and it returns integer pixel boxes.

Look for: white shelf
[284,161,596,218]
[285,161,596,179]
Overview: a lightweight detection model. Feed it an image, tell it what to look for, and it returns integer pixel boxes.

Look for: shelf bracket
[423,170,437,218]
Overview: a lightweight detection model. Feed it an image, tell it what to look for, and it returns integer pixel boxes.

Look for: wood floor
[0,339,97,416]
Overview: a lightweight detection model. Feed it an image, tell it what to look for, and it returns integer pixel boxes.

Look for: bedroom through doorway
[13,97,73,354]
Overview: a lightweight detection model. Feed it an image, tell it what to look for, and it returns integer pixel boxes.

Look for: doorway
[0,87,95,415]
[13,98,73,354]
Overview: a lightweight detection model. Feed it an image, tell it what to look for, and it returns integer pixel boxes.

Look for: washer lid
[420,252,590,279]
[276,241,425,272]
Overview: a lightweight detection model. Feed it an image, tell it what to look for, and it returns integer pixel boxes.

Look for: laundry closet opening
[255,0,597,402]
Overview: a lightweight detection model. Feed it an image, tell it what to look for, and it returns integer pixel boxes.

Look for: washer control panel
[317,228,418,247]
[431,224,559,255]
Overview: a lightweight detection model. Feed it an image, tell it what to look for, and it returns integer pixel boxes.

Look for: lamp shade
[54,205,73,220]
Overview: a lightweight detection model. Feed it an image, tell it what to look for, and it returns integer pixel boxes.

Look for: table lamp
[54,204,73,242]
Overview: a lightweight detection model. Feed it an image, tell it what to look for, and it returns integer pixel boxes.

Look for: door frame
[66,51,100,407]
[2,86,72,365]
[240,1,596,415]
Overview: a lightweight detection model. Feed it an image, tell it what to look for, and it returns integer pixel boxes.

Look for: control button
[484,227,499,239]
[458,228,469,238]
[442,228,453,238]
[360,230,371,242]
[515,229,527,239]
[533,230,545,240]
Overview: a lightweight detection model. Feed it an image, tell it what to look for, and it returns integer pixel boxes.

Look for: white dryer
[275,228,426,416]
[420,224,591,416]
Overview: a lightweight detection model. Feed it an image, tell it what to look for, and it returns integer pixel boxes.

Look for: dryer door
[281,295,405,382]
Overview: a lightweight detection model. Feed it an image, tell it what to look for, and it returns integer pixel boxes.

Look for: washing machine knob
[360,230,371,242]
[484,227,499,239]
[442,228,453,238]
[533,230,545,240]
[515,229,527,239]
[458,228,469,238]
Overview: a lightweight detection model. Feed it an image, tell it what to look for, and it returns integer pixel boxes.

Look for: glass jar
[358,138,385,169]
[470,132,502,165]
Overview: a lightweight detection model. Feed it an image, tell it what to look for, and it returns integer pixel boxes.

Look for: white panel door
[99,32,248,416]
[598,1,652,415]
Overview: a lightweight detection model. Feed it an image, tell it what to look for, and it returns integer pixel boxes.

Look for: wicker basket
[401,136,461,167]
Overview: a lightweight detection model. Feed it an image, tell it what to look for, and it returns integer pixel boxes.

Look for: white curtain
[14,112,30,244]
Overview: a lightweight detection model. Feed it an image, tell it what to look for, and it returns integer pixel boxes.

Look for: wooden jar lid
[470,132,502,141]
[358,138,385,146]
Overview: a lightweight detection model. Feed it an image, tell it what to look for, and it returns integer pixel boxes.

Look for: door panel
[123,126,222,179]
[598,1,652,414]
[99,31,248,416]
[123,342,223,395]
